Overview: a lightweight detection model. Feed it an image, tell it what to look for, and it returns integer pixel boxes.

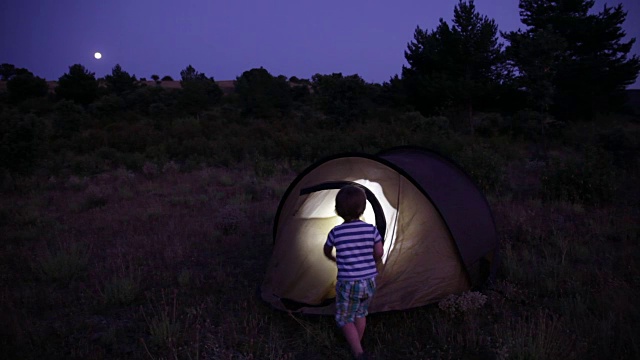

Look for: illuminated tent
[261,147,498,314]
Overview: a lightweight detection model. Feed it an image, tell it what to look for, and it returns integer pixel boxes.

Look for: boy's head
[335,185,366,221]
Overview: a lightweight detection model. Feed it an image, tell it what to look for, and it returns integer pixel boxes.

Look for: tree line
[2,0,639,120]
[0,0,638,177]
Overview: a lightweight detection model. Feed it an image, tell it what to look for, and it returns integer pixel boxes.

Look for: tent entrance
[296,179,398,265]
[276,180,394,311]
[300,181,387,239]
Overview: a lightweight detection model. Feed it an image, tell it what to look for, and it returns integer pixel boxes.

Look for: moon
[94,52,102,59]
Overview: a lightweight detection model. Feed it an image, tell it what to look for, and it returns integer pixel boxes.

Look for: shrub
[70,154,104,175]
[89,94,126,117]
[218,204,243,235]
[142,161,159,179]
[254,155,277,179]
[504,110,544,139]
[75,185,109,212]
[120,152,145,172]
[162,161,180,174]
[35,243,89,282]
[65,175,88,190]
[454,144,506,194]
[541,147,617,205]
[406,112,451,133]
[0,110,49,174]
[597,126,640,170]
[474,113,504,137]
[102,272,140,305]
[438,291,488,318]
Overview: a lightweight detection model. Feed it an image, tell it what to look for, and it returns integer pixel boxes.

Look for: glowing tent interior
[261,147,498,314]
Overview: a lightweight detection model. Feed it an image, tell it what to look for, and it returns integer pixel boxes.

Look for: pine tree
[56,64,99,105]
[178,65,222,115]
[104,64,138,95]
[402,0,504,128]
[504,0,640,120]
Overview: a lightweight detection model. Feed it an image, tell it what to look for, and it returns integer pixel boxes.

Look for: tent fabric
[378,148,497,273]
[261,147,498,315]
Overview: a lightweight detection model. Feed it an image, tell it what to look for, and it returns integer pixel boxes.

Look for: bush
[75,185,109,211]
[142,161,159,179]
[438,291,488,318]
[597,126,640,170]
[35,243,89,282]
[70,154,104,175]
[454,144,506,194]
[474,113,504,137]
[0,110,50,174]
[102,272,140,305]
[120,152,145,172]
[503,110,544,139]
[235,67,293,117]
[541,147,617,205]
[52,100,87,137]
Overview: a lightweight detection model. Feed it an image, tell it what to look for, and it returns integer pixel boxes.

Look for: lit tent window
[294,179,397,264]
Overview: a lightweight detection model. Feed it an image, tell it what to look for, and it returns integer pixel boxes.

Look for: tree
[504,0,640,120]
[161,75,174,81]
[377,75,410,110]
[178,65,223,115]
[311,73,375,124]
[504,26,566,114]
[234,67,292,117]
[6,68,49,103]
[0,63,17,81]
[151,74,160,84]
[56,64,99,105]
[104,64,138,95]
[402,1,504,128]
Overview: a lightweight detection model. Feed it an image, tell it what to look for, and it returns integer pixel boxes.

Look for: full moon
[94,52,102,59]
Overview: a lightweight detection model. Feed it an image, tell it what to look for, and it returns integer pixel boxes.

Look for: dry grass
[1,155,638,359]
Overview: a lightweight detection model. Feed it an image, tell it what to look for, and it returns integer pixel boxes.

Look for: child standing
[323,185,384,359]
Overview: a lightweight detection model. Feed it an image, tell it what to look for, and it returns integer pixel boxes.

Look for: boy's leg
[336,280,365,357]
[341,322,364,357]
[355,316,366,341]
[354,278,375,342]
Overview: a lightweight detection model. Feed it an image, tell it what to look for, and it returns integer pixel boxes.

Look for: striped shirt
[325,220,382,281]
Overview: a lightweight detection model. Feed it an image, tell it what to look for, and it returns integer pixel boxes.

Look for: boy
[323,185,384,359]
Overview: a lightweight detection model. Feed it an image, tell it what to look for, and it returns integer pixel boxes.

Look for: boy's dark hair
[335,185,366,221]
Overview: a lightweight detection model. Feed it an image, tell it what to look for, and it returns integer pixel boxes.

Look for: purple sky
[2,0,639,87]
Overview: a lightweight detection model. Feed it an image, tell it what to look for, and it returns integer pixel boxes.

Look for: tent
[261,146,498,314]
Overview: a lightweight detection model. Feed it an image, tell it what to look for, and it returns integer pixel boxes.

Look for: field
[1,115,639,360]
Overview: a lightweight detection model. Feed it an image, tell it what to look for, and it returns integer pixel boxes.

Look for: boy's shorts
[334,277,376,328]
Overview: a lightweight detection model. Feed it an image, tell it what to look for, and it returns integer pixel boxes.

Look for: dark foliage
[0,109,49,173]
[402,0,504,128]
[505,0,640,120]
[6,69,49,104]
[178,65,223,115]
[104,64,138,95]
[0,63,17,81]
[235,67,293,117]
[311,73,376,124]
[56,64,99,105]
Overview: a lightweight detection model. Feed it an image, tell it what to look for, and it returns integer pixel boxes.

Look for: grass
[1,138,638,359]
[34,242,90,282]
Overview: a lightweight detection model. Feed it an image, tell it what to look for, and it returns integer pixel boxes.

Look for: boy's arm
[373,241,384,261]
[324,244,336,262]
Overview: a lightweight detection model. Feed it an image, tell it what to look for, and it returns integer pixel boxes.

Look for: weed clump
[438,291,488,318]
[35,243,89,282]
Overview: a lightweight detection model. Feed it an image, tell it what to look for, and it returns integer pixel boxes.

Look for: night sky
[2,0,639,87]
